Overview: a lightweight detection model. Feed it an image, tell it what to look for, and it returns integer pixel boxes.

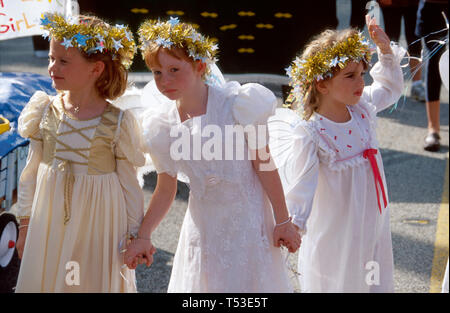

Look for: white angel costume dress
[269,46,406,292]
[140,77,292,292]
[15,92,145,292]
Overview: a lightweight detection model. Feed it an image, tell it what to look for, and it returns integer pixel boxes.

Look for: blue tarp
[0,72,56,158]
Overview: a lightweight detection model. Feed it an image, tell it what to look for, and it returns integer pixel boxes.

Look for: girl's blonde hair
[78,15,129,100]
[298,28,368,120]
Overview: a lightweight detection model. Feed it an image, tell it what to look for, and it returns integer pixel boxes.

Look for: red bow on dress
[363,148,387,214]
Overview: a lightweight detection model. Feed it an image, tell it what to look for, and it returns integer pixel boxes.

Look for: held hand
[273,220,302,253]
[366,14,392,55]
[128,253,151,270]
[124,238,156,269]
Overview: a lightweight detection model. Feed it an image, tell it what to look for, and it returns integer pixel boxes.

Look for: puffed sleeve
[16,140,42,220]
[232,83,277,150]
[115,110,146,236]
[140,109,177,178]
[116,110,146,167]
[361,44,406,115]
[17,91,50,139]
[283,124,320,235]
[16,91,50,219]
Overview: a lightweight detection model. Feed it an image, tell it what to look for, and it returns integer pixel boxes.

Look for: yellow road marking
[430,154,449,293]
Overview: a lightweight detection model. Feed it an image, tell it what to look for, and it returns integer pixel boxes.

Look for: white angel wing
[110,87,152,187]
[268,108,303,192]
[110,86,146,121]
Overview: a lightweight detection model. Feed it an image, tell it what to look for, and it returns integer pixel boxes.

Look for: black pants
[415,0,448,102]
[381,5,422,57]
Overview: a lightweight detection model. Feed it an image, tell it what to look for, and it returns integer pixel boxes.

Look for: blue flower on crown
[42,31,50,41]
[155,37,173,48]
[96,34,105,42]
[188,49,198,59]
[40,15,52,26]
[112,38,124,50]
[73,33,89,47]
[168,17,180,27]
[61,38,73,49]
[188,32,201,42]
[93,42,105,53]
[124,30,133,42]
[294,58,306,69]
[329,56,339,67]
[285,65,293,77]
[339,56,349,64]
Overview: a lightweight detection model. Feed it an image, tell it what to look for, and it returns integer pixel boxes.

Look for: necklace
[61,94,80,114]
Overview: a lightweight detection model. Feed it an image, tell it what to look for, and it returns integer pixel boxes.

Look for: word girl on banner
[0,0,69,40]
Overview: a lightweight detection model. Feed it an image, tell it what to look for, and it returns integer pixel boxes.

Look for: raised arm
[363,15,406,113]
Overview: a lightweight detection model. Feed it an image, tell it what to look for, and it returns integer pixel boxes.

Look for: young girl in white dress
[15,13,144,292]
[124,17,300,292]
[270,16,406,292]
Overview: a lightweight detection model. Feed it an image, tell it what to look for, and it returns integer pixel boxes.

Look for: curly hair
[298,28,368,120]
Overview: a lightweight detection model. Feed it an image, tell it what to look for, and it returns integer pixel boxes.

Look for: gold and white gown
[15,92,145,292]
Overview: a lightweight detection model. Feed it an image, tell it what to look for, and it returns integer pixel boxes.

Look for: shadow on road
[382,147,448,204]
[378,99,449,130]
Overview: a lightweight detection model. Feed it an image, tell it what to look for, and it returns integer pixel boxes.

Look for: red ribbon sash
[363,148,387,214]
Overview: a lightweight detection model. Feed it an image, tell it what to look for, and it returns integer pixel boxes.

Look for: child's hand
[124,238,156,269]
[127,253,149,270]
[366,14,392,55]
[273,220,301,253]
[278,238,300,253]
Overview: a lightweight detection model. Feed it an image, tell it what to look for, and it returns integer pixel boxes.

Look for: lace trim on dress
[300,102,378,172]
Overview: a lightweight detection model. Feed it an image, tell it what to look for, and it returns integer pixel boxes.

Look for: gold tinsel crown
[137,17,219,65]
[285,32,372,108]
[40,12,136,69]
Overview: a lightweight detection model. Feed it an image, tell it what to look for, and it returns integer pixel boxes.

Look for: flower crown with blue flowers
[40,12,136,69]
[138,17,219,78]
[285,32,372,108]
